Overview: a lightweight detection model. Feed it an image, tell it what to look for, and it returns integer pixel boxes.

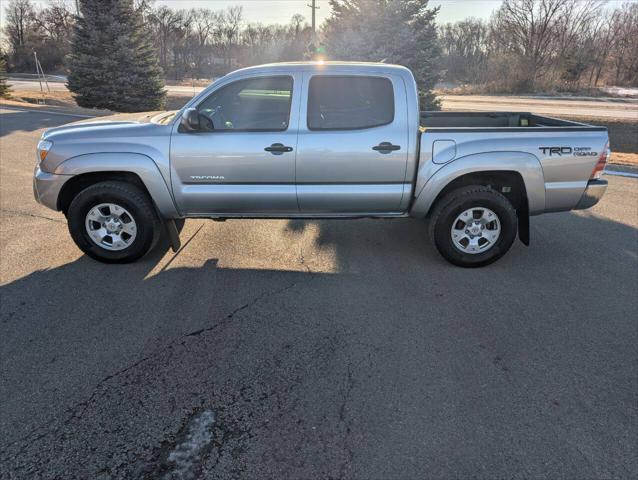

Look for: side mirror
[180,107,200,132]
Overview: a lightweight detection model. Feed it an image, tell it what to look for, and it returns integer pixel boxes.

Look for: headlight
[37,140,53,163]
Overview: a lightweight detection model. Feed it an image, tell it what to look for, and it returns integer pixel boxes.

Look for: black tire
[67,181,160,264]
[429,185,517,268]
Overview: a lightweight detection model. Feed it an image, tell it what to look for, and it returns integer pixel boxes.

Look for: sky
[1,0,633,28]
[147,0,507,25]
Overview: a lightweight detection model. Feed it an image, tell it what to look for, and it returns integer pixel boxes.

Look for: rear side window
[307,76,394,130]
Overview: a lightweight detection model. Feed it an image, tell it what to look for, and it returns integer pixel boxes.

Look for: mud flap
[517,207,530,246]
[164,219,182,252]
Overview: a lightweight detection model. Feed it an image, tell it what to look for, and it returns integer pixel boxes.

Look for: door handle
[265,143,293,154]
[372,142,401,153]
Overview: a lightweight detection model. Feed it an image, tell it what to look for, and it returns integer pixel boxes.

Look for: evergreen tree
[67,0,166,112]
[0,56,10,99]
[323,0,441,110]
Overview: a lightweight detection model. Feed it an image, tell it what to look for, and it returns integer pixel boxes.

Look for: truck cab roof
[226,61,413,78]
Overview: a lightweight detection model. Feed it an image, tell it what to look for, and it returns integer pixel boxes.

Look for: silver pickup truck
[33,62,609,267]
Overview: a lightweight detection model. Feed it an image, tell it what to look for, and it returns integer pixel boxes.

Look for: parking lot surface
[1,106,637,479]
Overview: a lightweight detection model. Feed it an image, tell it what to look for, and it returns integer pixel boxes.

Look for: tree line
[1,0,636,110]
[1,0,442,110]
[439,0,638,92]
[1,0,316,78]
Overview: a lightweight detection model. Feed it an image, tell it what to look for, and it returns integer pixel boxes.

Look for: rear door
[295,73,409,213]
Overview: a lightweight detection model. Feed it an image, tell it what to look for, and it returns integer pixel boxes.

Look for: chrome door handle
[265,143,293,154]
[372,142,401,153]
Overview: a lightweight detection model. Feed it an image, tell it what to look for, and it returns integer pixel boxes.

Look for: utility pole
[74,0,80,16]
[307,0,320,34]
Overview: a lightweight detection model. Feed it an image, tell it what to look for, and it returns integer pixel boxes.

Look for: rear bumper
[33,165,72,211]
[575,179,608,210]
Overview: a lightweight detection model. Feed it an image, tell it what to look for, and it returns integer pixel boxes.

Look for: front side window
[197,76,293,131]
[307,76,394,130]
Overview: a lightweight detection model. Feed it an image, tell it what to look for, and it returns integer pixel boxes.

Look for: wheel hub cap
[451,207,501,255]
[85,203,137,251]
[469,223,482,235]
[105,219,121,233]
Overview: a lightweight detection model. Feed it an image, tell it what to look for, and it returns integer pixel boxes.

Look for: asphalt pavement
[1,106,637,479]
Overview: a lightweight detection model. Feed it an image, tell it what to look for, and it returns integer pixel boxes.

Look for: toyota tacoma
[33,62,609,267]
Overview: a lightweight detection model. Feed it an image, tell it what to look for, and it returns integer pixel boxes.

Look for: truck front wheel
[429,185,517,267]
[67,181,160,263]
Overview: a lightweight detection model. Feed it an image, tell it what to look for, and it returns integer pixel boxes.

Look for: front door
[170,74,300,215]
[295,74,410,213]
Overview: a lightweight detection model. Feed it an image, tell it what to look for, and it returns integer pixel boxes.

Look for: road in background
[440,94,638,120]
[7,78,204,96]
[8,78,638,120]
[1,106,637,479]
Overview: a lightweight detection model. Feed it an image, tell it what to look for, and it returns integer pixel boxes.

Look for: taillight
[590,142,609,180]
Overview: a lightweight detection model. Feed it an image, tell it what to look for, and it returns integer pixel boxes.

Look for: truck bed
[414,110,609,217]
[420,111,606,131]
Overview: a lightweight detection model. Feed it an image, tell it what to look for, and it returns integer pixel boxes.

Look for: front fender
[54,152,179,218]
[410,151,545,217]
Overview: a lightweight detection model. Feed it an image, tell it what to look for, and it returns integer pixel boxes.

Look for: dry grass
[8,90,77,107]
[610,152,638,166]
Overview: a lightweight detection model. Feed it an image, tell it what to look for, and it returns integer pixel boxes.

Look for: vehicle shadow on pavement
[1,210,637,478]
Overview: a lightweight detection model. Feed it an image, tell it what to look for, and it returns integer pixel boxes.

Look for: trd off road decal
[539,146,598,157]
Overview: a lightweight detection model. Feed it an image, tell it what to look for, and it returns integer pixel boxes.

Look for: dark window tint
[198,76,293,131]
[308,76,394,130]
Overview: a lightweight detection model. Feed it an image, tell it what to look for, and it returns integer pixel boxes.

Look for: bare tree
[149,6,186,73]
[609,2,638,85]
[468,0,633,91]
[586,9,619,87]
[3,0,76,72]
[290,13,306,36]
[439,18,489,83]
[491,0,573,88]
[191,8,216,48]
[4,0,36,52]
[553,0,605,87]
[33,0,74,44]
[216,6,243,68]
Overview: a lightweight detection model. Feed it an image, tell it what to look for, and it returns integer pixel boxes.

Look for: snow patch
[604,170,638,179]
[601,86,638,98]
[162,410,216,480]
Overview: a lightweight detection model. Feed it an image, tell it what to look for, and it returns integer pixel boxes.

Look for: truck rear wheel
[429,185,517,267]
[67,181,160,263]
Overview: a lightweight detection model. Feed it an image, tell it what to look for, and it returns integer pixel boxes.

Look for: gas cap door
[432,140,457,164]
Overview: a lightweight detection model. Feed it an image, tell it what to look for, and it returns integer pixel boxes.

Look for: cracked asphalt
[1,106,637,479]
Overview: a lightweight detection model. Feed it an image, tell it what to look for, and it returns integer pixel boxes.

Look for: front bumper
[33,165,72,211]
[575,179,608,210]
